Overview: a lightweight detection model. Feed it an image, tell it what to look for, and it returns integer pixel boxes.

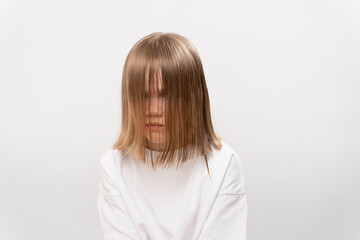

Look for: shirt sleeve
[197,153,248,240]
[97,154,140,240]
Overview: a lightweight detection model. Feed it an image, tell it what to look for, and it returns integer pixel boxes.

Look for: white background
[1,0,359,239]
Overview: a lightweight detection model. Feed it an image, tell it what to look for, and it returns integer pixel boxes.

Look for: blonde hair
[112,32,222,176]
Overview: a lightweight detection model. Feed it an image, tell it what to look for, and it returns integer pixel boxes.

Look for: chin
[145,138,164,143]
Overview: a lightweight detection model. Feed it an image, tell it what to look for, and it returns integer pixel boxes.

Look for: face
[144,77,167,151]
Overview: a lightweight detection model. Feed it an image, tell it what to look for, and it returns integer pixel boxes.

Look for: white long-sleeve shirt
[97,140,247,240]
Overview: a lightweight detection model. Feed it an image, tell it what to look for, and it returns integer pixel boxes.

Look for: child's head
[112,32,222,170]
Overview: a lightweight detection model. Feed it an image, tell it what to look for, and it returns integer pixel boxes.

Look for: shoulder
[211,140,246,195]
[220,141,243,173]
[208,140,240,164]
[99,147,115,164]
[219,140,238,156]
[98,147,129,189]
[98,147,124,172]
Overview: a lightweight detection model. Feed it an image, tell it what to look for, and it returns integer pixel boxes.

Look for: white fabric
[97,141,247,240]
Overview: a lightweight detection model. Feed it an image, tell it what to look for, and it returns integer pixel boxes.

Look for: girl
[97,32,247,240]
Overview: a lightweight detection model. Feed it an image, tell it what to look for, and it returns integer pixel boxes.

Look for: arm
[97,155,139,240]
[197,153,248,240]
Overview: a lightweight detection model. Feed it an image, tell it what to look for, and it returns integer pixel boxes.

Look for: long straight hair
[112,32,222,177]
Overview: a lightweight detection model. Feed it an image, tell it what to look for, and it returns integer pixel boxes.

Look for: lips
[146,122,164,126]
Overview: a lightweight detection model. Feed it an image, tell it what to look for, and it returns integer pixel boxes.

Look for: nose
[146,96,163,117]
